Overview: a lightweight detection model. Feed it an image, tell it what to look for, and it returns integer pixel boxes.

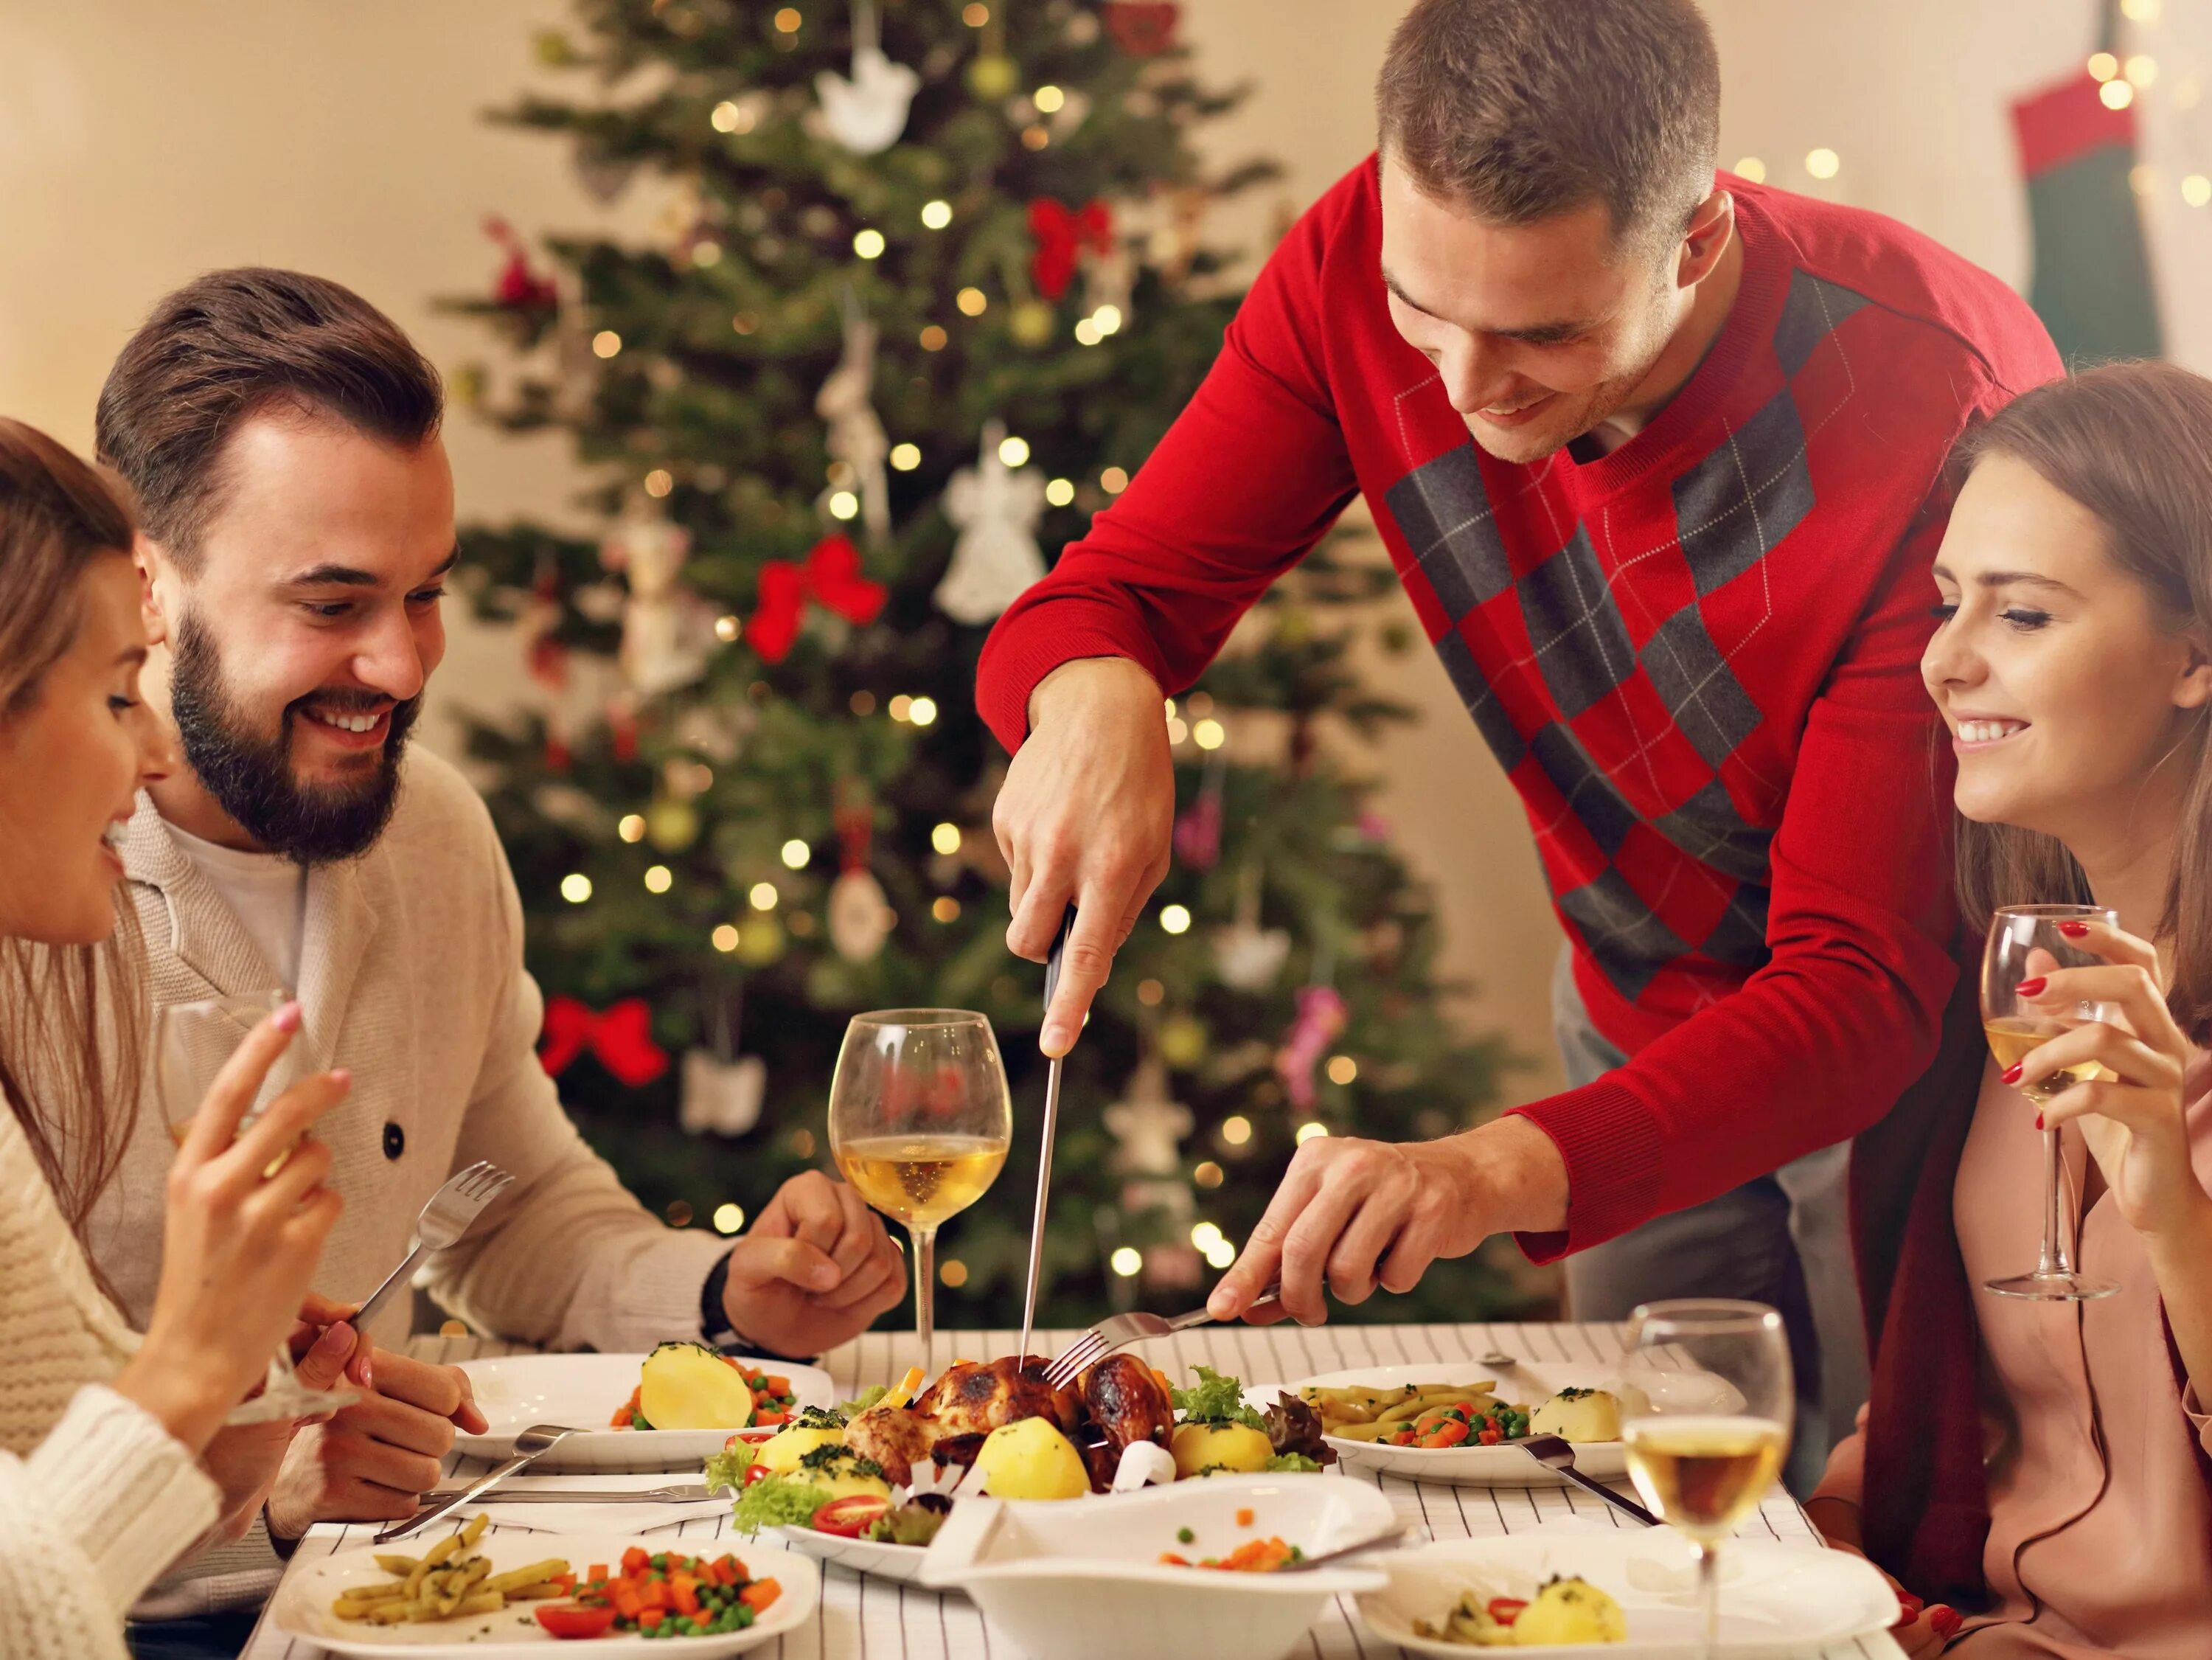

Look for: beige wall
[7,0,2208,1109]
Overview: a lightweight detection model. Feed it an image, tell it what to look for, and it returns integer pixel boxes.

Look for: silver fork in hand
[1043,1283,1283,1389]
[351,1161,514,1333]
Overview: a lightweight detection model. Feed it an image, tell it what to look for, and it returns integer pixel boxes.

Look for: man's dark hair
[94,267,442,569]
[1376,0,1722,257]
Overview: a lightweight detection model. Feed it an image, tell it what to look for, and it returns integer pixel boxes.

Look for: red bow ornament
[748,535,888,664]
[1027,198,1116,302]
[1105,1,1179,56]
[540,995,669,1087]
[483,215,559,313]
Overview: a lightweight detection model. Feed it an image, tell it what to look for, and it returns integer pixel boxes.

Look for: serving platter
[1292,1361,1630,1487]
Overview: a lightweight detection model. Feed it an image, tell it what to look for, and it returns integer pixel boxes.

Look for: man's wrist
[701,1251,818,1363]
[1448,1116,1571,1238]
[1026,655,1158,734]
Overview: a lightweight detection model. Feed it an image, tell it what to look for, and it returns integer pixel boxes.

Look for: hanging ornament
[1027,198,1115,301]
[574,145,642,205]
[681,984,767,1136]
[968,52,1019,98]
[1214,864,1290,993]
[602,507,710,698]
[1172,746,1225,870]
[934,419,1048,625]
[1147,184,1208,285]
[484,215,560,315]
[816,0,919,153]
[608,696,641,765]
[827,786,896,962]
[737,911,787,968]
[1082,239,1137,333]
[1276,984,1347,1112]
[817,290,891,546]
[518,555,572,771]
[1158,1013,1208,1071]
[1104,0,1179,55]
[748,534,888,663]
[1009,300,1055,347]
[645,795,700,852]
[1105,1052,1194,1177]
[540,996,669,1087]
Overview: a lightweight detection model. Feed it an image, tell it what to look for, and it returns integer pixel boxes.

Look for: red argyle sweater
[978,159,2060,1254]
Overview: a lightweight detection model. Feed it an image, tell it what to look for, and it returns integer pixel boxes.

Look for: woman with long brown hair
[0,418,350,1659]
[1810,361,2212,1656]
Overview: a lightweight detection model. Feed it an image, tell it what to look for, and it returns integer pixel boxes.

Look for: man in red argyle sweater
[978,0,2059,1468]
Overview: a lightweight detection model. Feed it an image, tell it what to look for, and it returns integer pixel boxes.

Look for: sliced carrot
[621,1546,650,1576]
[639,1609,664,1631]
[764,1375,790,1395]
[740,1580,781,1614]
[1235,1507,1255,1527]
[754,1409,788,1427]
[587,1563,608,1584]
[669,1574,700,1616]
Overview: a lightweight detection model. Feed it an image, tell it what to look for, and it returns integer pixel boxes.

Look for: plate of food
[268,1513,818,1656]
[1356,1533,1897,1655]
[706,1357,1332,1585]
[919,1473,1396,1660]
[453,1343,837,1471]
[1294,1362,1628,1485]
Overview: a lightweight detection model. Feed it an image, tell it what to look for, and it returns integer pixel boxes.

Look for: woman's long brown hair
[0,418,147,1257]
[1948,361,2212,1043]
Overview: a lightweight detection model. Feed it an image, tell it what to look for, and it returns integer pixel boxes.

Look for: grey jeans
[1550,949,1867,1498]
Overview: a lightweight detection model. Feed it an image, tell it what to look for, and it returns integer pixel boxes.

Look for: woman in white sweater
[0,418,352,1659]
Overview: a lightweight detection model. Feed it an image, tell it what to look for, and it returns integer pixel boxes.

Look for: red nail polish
[2057,920,2091,938]
[1930,1605,1963,1639]
[2036,1113,2045,1130]
[2000,1063,2023,1086]
[2017,976,2047,996]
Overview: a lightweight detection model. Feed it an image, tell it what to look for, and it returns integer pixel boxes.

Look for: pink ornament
[1275,985,1347,1111]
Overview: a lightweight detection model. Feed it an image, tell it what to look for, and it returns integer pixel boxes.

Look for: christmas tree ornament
[967,52,1019,100]
[815,0,919,155]
[1172,747,1225,869]
[1105,1053,1193,1177]
[1146,184,1208,283]
[518,555,573,770]
[1009,299,1055,347]
[1082,239,1137,332]
[602,510,711,698]
[1104,1,1179,56]
[736,911,787,968]
[934,419,1048,625]
[540,995,669,1087]
[484,215,559,316]
[644,793,700,852]
[1028,197,1114,301]
[574,146,641,204]
[1213,864,1290,993]
[748,533,888,663]
[827,790,896,962]
[1276,984,1347,1111]
[682,985,768,1136]
[1158,1013,1208,1070]
[816,291,891,544]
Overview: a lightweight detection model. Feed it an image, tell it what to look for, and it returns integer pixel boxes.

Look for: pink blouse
[1945,1054,2212,1656]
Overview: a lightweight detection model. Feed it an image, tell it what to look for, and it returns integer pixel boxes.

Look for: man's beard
[169,608,418,865]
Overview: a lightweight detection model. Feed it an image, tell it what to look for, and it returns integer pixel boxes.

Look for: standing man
[979,0,2058,1474]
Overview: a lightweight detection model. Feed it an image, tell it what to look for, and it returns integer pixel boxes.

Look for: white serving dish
[919,1473,1394,1660]
[1294,1361,1629,1487]
[774,1524,933,1585]
[269,1529,817,1656]
[453,1352,836,1472]
[1358,1532,1898,1657]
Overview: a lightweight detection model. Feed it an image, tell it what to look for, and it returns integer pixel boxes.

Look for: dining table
[236,1319,1906,1660]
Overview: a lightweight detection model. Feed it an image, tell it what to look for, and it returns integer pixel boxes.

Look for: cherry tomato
[812,1495,890,1538]
[1487,1597,1528,1627]
[535,1602,619,1640]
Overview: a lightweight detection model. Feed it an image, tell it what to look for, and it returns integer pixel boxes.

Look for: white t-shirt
[162,822,306,992]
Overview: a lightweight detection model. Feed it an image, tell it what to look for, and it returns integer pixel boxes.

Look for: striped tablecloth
[238,1322,1904,1660]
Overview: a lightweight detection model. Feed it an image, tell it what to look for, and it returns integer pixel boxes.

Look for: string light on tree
[2185,174,2211,207]
[829,490,860,519]
[714,614,742,642]
[714,1204,746,1234]
[773,8,801,32]
[593,330,622,358]
[853,228,886,259]
[618,815,647,843]
[1326,1055,1357,1086]
[749,881,779,910]
[1045,477,1074,506]
[1101,466,1129,493]
[956,287,988,316]
[644,468,674,497]
[931,896,961,922]
[939,1259,969,1287]
[561,873,593,903]
[1220,1115,1253,1146]
[890,442,921,470]
[1160,904,1192,935]
[2124,53,2157,88]
[1805,147,1840,181]
[931,822,962,854]
[1092,305,1123,336]
[1295,1121,1329,1145]
[919,325,947,351]
[2102,78,2136,109]
[711,100,755,133]
[1074,317,1102,346]
[1733,156,1766,182]
[712,924,740,953]
[1193,1160,1224,1189]
[1192,718,1225,750]
[644,864,673,893]
[909,695,938,725]
[2088,51,2119,81]
[998,434,1031,466]
[2121,0,2160,16]
[1034,84,1065,113]
[1109,1246,1142,1277]
[781,838,812,869]
[920,199,953,229]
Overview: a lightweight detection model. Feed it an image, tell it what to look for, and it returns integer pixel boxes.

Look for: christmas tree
[445,0,1526,1330]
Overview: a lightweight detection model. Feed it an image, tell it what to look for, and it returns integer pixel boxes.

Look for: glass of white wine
[828,1010,1012,1355]
[1982,903,2121,1301]
[154,991,358,1425]
[1621,1299,1793,1660]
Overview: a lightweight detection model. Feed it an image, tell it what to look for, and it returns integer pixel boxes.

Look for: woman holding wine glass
[0,420,352,1660]
[1806,363,2212,1658]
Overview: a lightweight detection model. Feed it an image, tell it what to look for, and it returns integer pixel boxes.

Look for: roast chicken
[843,1352,1175,1491]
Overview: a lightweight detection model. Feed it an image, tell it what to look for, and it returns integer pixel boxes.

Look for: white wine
[1984,1018,2112,1105]
[1624,1416,1787,1543]
[835,1133,1008,1228]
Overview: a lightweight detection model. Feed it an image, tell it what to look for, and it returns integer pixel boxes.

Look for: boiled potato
[1528,1387,1621,1443]
[754,1424,845,1475]
[1513,1576,1627,1645]
[1169,1421,1273,1479]
[974,1417,1090,1500]
[813,1465,894,1504]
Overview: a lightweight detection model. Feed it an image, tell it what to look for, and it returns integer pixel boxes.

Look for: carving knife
[1018,905,1077,1369]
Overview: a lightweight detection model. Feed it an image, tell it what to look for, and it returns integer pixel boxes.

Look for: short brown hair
[0,419,145,1270]
[1950,361,2212,1042]
[1376,0,1722,256]
[95,268,442,569]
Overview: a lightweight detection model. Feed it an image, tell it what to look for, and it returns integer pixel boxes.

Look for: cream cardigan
[0,1097,219,1659]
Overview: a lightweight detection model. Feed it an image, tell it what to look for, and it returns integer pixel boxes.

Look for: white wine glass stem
[2040,1127,2066,1277]
[1696,1542,1721,1660]
[909,1222,936,1355]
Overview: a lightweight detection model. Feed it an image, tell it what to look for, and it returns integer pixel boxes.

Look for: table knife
[1017,905,1077,1369]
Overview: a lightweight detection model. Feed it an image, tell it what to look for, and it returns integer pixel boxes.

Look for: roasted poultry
[844,1353,1173,1491]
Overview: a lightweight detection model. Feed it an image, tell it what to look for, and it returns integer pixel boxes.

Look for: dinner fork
[352,1161,514,1332]
[1043,1282,1283,1389]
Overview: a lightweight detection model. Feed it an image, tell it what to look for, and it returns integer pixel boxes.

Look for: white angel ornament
[818,296,891,546]
[934,420,1047,625]
[815,0,919,155]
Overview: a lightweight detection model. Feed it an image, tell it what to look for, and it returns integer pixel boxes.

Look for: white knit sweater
[0,1095,220,1659]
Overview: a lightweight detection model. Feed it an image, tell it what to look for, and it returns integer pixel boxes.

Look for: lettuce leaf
[1169,1365,1265,1430]
[729,1473,837,1535]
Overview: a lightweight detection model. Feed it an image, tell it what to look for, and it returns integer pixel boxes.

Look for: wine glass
[828,1010,1012,1355]
[1621,1300,1793,1660]
[1981,903,2122,1301]
[153,992,358,1425]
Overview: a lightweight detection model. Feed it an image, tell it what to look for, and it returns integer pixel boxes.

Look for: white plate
[774,1524,933,1585]
[269,1529,818,1656]
[1292,1362,1628,1487]
[453,1353,837,1472]
[921,1473,1394,1660]
[1358,1532,1897,1656]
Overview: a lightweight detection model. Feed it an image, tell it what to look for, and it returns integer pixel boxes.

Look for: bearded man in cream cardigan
[79,268,909,1614]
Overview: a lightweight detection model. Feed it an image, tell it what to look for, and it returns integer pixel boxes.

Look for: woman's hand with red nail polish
[2015,975,2048,997]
